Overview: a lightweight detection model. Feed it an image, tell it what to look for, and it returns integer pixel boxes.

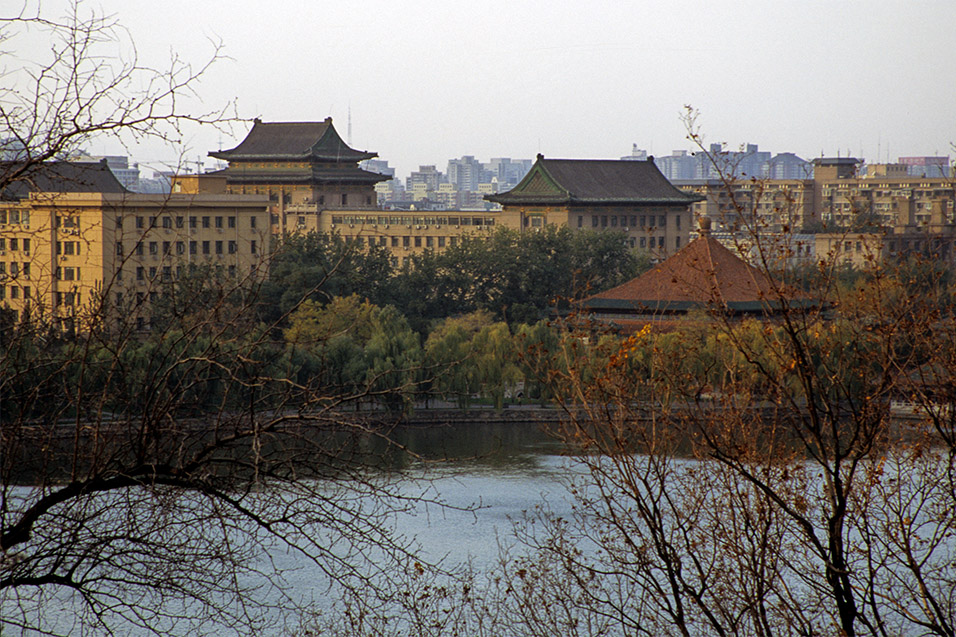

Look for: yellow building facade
[1,163,269,329]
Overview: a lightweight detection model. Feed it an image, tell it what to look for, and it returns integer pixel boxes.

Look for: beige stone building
[208,118,388,235]
[1,161,269,329]
[486,155,702,260]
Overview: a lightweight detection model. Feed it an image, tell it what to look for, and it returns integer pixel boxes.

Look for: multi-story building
[486,155,702,259]
[446,156,487,192]
[1,161,269,329]
[208,118,387,235]
[673,156,956,267]
[898,156,951,178]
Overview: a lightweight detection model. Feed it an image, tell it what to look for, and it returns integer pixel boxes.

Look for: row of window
[134,264,240,283]
[0,210,29,225]
[128,215,257,230]
[120,240,258,257]
[344,235,461,250]
[578,214,679,230]
[0,238,30,252]
[0,262,30,277]
[329,215,496,227]
[0,285,30,300]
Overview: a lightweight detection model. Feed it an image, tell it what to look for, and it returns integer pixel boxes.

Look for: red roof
[585,233,803,313]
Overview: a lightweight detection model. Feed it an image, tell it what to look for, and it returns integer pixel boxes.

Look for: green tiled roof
[486,156,703,206]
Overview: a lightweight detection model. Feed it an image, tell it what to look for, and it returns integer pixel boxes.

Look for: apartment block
[1,161,269,329]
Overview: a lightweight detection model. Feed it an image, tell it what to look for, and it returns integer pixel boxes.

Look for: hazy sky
[13,0,956,178]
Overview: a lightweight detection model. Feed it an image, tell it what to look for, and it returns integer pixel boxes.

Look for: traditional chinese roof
[486,155,702,206]
[583,224,809,314]
[218,165,388,186]
[209,117,378,163]
[1,160,127,200]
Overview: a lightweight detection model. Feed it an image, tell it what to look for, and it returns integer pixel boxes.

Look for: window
[228,241,237,254]
[136,242,144,256]
[438,236,446,248]
[176,241,185,255]
[215,241,223,254]
[227,216,236,229]
[162,266,171,281]
[202,241,210,255]
[601,216,607,228]
[23,286,30,299]
[403,236,410,248]
[640,215,646,227]
[659,215,666,227]
[610,216,618,227]
[675,214,682,229]
[228,265,236,277]
[10,238,17,251]
[414,236,422,248]
[426,236,434,248]
[630,216,637,227]
[136,216,144,229]
[116,243,124,256]
[22,263,30,277]
[189,216,197,229]
[190,241,197,255]
[341,194,348,205]
[658,236,665,248]
[149,242,158,255]
[175,216,184,229]
[250,216,257,229]
[676,236,681,248]
[0,238,4,250]
[148,216,156,228]
[162,241,171,255]
[64,242,75,256]
[640,237,646,248]
[391,237,399,247]
[202,216,211,229]
[215,216,223,229]
[10,286,18,299]
[162,217,172,229]
[577,216,583,228]
[149,267,157,279]
[318,195,325,205]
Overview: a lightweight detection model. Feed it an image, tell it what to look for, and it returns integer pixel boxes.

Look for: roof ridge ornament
[698,215,712,236]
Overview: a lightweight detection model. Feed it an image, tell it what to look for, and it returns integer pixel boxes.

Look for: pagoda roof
[209,117,377,163]
[583,230,811,314]
[1,160,127,200]
[486,155,703,206]
[217,165,389,186]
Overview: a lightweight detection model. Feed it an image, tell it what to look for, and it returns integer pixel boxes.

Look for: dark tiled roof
[209,118,377,163]
[1,160,127,200]
[487,156,702,206]
[221,166,389,186]
[584,233,809,313]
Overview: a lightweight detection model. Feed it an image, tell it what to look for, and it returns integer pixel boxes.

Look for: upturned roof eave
[208,149,377,162]
[484,194,700,205]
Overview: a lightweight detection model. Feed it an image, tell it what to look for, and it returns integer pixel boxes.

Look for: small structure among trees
[581,216,813,330]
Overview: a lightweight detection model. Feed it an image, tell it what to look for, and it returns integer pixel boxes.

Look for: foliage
[389,225,650,330]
